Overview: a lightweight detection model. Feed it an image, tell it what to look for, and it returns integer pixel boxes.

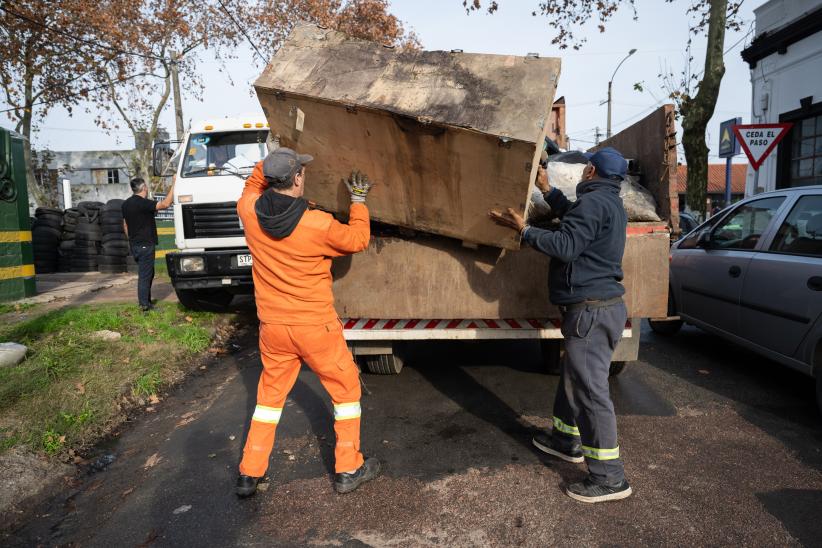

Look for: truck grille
[181,202,244,239]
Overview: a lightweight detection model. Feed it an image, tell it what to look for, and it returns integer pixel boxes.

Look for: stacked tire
[58,208,81,272]
[71,201,104,272]
[32,207,63,274]
[99,199,129,274]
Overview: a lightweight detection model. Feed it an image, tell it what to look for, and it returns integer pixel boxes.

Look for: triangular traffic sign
[732,123,793,170]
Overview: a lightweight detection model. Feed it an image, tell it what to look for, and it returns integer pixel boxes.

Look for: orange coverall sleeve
[321,203,371,257]
[241,162,267,201]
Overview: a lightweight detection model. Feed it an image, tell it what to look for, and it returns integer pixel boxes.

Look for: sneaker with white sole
[532,432,584,464]
[566,478,632,503]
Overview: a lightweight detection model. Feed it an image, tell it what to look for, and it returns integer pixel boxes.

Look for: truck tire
[648,318,683,336]
[362,353,404,375]
[609,361,627,377]
[175,288,233,311]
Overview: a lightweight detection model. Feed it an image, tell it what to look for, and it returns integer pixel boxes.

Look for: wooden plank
[331,231,670,319]
[593,105,679,233]
[255,24,561,250]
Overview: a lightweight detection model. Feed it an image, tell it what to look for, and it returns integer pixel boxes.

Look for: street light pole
[606,48,637,139]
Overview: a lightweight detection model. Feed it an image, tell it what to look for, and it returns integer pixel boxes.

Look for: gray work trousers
[552,299,627,485]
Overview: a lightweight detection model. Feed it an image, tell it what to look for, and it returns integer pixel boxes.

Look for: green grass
[0,302,224,456]
[0,302,38,315]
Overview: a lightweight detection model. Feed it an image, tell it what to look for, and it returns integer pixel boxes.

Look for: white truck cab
[161,116,270,309]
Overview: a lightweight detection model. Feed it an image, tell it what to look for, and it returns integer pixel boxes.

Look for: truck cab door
[674,196,787,337]
[740,194,822,360]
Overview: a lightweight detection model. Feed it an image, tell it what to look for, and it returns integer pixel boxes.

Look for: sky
[7,0,759,165]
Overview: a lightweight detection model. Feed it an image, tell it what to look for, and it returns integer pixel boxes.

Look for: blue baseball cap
[584,147,627,180]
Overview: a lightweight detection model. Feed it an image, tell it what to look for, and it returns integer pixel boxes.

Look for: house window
[779,100,822,189]
[107,169,120,184]
[789,114,822,186]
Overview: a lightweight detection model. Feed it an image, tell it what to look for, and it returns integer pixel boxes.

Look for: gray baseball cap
[262,147,313,183]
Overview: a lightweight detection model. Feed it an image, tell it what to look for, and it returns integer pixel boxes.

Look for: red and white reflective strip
[342,318,633,341]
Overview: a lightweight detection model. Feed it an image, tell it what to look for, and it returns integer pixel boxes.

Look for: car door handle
[728,265,741,278]
[809,276,822,291]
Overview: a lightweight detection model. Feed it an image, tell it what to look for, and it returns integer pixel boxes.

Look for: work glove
[344,170,373,204]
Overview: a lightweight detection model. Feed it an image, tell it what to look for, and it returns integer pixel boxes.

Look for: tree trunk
[682,0,728,217]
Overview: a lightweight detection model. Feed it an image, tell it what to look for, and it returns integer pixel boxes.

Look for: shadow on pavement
[756,489,822,546]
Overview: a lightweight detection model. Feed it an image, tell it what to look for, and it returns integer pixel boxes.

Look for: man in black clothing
[490,147,631,503]
[122,177,175,311]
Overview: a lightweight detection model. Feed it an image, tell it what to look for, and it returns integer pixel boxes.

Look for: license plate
[236,254,253,267]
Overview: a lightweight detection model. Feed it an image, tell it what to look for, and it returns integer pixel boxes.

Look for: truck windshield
[181,130,268,178]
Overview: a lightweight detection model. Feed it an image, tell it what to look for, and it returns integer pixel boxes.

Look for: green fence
[0,128,35,302]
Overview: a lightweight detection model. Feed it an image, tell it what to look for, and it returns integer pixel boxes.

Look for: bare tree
[92,0,418,191]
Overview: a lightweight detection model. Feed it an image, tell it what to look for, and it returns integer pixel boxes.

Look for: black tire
[175,288,234,311]
[35,263,57,274]
[362,353,404,375]
[104,199,124,210]
[101,246,129,255]
[102,232,128,243]
[609,361,627,377]
[97,255,127,265]
[35,216,62,230]
[36,207,63,217]
[101,213,123,223]
[649,319,683,336]
[33,226,62,240]
[101,223,125,234]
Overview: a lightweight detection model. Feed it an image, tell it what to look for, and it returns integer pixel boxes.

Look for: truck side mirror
[152,141,177,177]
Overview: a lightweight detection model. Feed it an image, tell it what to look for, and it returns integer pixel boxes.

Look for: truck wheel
[648,319,683,336]
[175,288,233,311]
[363,354,404,375]
[609,361,627,377]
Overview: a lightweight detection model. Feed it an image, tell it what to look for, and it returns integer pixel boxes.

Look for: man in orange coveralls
[235,147,377,497]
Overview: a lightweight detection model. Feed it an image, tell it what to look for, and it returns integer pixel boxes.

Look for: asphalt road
[4,319,822,547]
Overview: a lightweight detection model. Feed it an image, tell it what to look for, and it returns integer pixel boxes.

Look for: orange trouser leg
[292,321,364,474]
[238,323,301,478]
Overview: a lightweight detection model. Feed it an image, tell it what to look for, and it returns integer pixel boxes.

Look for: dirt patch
[0,446,72,530]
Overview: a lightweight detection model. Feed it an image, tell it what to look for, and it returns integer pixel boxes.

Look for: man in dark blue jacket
[490,147,631,503]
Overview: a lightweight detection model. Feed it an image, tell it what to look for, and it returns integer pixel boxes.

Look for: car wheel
[649,318,683,335]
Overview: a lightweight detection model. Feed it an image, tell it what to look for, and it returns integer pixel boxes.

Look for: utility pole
[606,48,637,139]
[594,127,603,145]
[170,51,184,141]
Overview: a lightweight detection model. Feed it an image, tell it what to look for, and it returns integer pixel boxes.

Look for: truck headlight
[180,256,205,273]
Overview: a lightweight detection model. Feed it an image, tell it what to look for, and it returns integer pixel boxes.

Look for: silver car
[651,186,822,412]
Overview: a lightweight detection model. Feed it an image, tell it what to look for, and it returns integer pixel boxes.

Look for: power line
[0,5,164,61]
[216,0,267,63]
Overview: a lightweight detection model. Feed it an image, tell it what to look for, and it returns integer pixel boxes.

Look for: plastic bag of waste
[527,157,661,223]
[620,176,661,222]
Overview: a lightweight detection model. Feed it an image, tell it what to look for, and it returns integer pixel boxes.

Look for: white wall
[746,0,822,195]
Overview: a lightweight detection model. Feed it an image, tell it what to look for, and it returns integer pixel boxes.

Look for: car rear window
[770,195,822,257]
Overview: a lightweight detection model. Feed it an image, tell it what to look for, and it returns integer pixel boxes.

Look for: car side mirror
[696,230,713,249]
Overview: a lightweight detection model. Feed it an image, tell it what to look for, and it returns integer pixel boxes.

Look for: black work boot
[334,457,381,494]
[236,474,261,497]
[532,432,584,463]
[566,478,632,503]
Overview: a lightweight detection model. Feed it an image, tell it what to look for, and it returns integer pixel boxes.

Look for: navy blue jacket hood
[522,176,627,305]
